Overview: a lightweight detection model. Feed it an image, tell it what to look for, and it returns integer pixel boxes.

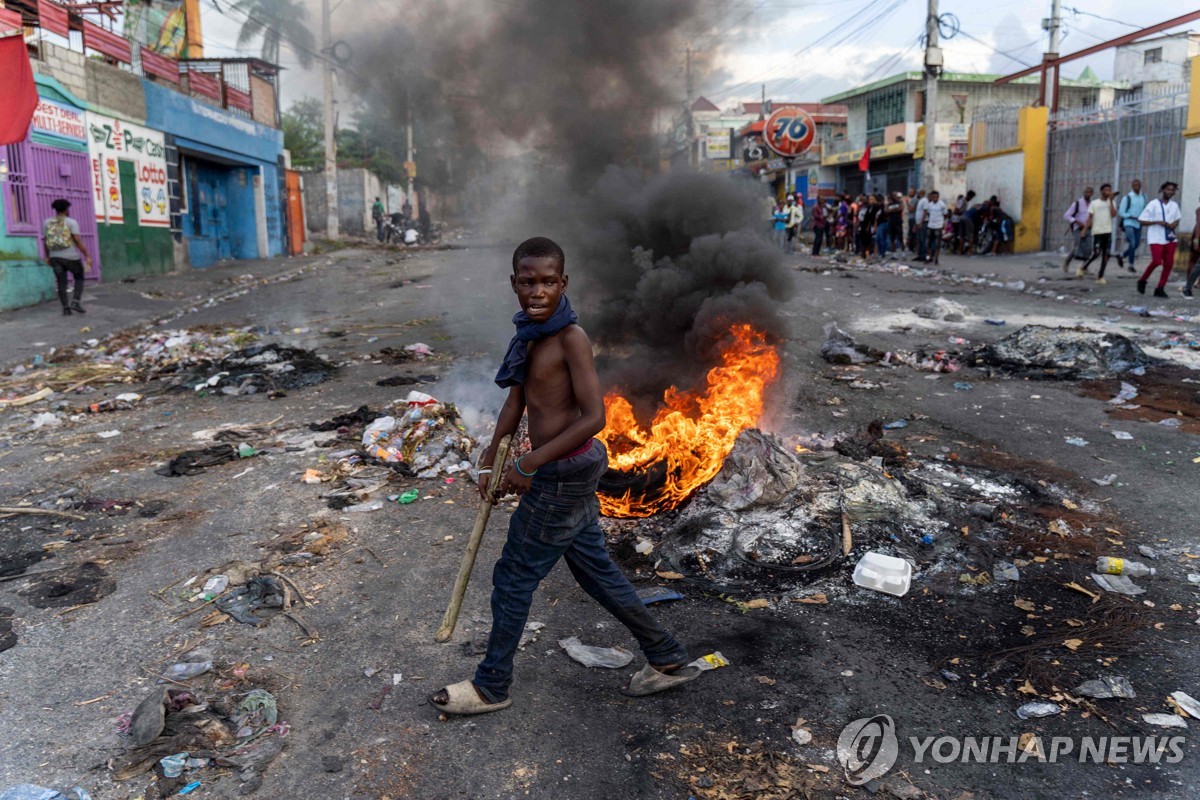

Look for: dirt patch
[19,561,116,608]
[1080,367,1200,434]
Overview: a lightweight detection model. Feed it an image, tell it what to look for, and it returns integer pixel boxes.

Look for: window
[866,86,907,134]
[1144,48,1162,64]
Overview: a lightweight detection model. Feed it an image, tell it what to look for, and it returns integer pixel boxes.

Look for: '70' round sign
[765,107,816,158]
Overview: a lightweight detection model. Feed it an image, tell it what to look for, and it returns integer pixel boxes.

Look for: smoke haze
[343,0,795,398]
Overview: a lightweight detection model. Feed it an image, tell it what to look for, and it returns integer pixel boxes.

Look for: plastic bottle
[1096,557,1156,578]
[160,752,189,778]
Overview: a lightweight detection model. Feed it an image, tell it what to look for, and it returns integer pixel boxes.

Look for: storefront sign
[821,140,912,167]
[32,98,87,144]
[705,127,731,159]
[764,107,815,158]
[85,112,169,227]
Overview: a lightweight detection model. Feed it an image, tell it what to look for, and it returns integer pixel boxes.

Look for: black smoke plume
[343,0,795,395]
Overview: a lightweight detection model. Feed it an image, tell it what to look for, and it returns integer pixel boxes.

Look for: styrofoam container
[853,552,912,597]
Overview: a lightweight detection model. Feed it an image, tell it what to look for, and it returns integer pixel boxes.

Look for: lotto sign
[85,112,170,227]
[764,107,815,158]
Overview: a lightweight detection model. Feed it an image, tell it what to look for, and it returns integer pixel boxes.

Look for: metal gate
[1042,85,1189,251]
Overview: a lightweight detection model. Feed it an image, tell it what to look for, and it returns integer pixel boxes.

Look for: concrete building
[820,71,1122,198]
[1,6,292,311]
[1113,32,1200,94]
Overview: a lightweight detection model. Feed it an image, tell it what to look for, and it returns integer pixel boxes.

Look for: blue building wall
[141,80,284,268]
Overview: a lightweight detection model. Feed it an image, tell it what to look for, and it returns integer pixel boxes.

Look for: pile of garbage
[638,427,1045,592]
[359,391,475,478]
[820,322,963,373]
[112,675,287,794]
[178,344,336,396]
[980,325,1153,379]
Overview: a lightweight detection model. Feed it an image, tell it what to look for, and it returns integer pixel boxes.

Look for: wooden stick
[435,435,511,643]
[0,506,86,520]
[168,597,218,623]
[0,387,53,407]
[841,511,852,557]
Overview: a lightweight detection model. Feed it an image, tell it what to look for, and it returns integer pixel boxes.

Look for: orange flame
[597,324,780,518]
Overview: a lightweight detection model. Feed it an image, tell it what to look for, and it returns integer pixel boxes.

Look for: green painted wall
[96,162,173,280]
[0,199,56,311]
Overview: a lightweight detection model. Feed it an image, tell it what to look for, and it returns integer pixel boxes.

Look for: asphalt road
[1,243,1198,800]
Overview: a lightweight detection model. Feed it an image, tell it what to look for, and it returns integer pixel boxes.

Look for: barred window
[3,142,36,235]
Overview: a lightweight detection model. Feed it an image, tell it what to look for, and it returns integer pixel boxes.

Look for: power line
[1065,6,1139,30]
[704,0,893,101]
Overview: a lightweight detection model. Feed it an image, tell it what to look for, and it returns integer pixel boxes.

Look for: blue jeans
[473,440,688,701]
[773,227,786,250]
[916,226,928,260]
[874,221,889,258]
[1123,223,1141,265]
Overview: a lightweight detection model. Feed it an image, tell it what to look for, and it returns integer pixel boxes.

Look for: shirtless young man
[431,237,697,715]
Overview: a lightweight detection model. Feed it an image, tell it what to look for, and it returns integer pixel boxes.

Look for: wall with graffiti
[123,0,189,58]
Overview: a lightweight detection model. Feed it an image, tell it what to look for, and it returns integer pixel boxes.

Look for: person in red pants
[1137,181,1181,299]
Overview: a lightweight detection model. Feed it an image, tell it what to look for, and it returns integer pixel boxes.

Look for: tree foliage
[231,0,315,68]
[281,98,323,171]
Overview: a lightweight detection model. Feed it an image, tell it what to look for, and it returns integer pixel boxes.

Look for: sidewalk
[0,250,369,369]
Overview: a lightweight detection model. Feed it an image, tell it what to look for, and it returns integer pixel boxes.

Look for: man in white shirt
[921,190,949,265]
[914,191,930,261]
[785,196,804,254]
[1079,183,1116,283]
[1137,181,1181,298]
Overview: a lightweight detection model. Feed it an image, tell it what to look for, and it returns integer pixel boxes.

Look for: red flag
[857,144,871,173]
[0,33,38,146]
[38,0,69,38]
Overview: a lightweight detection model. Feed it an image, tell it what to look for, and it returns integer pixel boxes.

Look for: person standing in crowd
[901,188,915,254]
[857,194,876,257]
[953,190,975,253]
[1184,194,1200,298]
[810,198,828,256]
[1061,187,1093,274]
[372,196,386,242]
[961,197,983,256]
[1079,183,1116,283]
[786,194,804,254]
[771,201,788,251]
[1137,181,1181,298]
[835,195,851,251]
[1118,179,1146,273]
[42,198,92,316]
[885,192,903,255]
[921,190,949,264]
[915,190,930,261]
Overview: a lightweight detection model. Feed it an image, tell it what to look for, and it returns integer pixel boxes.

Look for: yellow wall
[1187,57,1200,138]
[1015,106,1048,253]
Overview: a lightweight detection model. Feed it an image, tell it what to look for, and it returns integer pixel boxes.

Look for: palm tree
[231,0,315,68]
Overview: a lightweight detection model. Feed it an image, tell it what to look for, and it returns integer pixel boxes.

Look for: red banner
[0,7,23,33]
[140,47,180,84]
[0,34,38,145]
[82,19,131,63]
[38,0,69,38]
[188,69,221,100]
[224,85,252,113]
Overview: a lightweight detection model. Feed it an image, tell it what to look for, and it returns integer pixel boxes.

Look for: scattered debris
[156,444,242,477]
[557,636,634,669]
[1143,713,1188,728]
[913,296,967,322]
[1015,701,1062,719]
[1074,676,1135,699]
[853,552,912,597]
[636,587,684,605]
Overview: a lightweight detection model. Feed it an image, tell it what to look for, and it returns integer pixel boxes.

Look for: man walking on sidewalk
[1079,183,1116,283]
[1137,181,1181,298]
[42,199,91,316]
[1118,179,1146,273]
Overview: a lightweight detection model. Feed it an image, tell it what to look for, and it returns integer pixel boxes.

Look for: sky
[193,0,1198,113]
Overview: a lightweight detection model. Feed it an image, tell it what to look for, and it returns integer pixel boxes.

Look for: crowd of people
[771,188,1015,264]
[1060,179,1200,299]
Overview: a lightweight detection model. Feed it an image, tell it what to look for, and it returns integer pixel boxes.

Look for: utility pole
[685,46,695,168]
[406,82,415,213]
[1042,0,1063,110]
[921,0,942,190]
[321,0,339,239]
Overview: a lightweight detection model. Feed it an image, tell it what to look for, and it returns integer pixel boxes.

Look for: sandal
[430,680,512,715]
[623,663,702,697]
